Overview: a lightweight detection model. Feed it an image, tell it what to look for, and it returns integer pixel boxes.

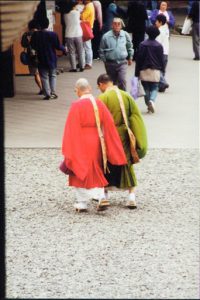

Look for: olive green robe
[99,88,148,188]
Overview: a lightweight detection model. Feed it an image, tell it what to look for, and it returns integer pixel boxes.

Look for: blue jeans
[38,67,57,96]
[141,81,159,106]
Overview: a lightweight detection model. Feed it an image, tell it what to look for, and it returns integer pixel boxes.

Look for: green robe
[98,88,148,188]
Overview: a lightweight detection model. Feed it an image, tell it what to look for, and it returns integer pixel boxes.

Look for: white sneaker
[148,100,155,113]
[74,202,88,212]
[126,193,137,209]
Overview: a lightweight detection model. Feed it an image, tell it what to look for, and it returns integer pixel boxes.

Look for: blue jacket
[31,30,65,69]
[99,29,134,63]
[150,9,175,28]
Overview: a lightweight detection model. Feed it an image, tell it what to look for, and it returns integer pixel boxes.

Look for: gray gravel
[5,148,199,299]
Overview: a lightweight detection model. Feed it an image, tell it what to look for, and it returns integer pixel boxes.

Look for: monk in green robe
[97,74,148,209]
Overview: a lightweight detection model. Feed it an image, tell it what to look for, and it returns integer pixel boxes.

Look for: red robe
[62,97,127,188]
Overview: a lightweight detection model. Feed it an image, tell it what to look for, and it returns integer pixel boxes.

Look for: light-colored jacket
[99,30,133,64]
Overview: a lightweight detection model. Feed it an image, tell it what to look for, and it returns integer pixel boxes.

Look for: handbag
[181,17,192,35]
[107,86,140,164]
[81,21,94,42]
[130,76,146,99]
[59,160,74,175]
[20,50,29,65]
[140,68,160,82]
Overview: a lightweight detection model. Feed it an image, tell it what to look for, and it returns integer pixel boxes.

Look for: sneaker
[38,90,44,95]
[84,64,92,70]
[126,192,137,209]
[74,202,88,213]
[50,93,58,99]
[43,95,51,100]
[148,100,155,113]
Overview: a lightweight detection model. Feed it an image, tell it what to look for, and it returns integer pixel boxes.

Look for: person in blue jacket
[150,1,175,29]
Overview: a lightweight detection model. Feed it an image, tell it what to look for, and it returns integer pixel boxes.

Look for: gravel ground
[5,148,199,299]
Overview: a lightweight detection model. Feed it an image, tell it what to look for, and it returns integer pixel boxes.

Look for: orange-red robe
[62,97,127,189]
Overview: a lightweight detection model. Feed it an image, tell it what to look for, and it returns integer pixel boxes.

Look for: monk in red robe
[62,78,127,212]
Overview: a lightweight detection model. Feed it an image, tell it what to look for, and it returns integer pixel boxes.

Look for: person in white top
[75,0,85,13]
[155,14,169,92]
[63,1,85,72]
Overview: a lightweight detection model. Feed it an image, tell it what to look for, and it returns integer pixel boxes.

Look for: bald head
[75,78,92,96]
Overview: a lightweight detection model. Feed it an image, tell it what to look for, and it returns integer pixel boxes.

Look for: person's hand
[128,59,132,66]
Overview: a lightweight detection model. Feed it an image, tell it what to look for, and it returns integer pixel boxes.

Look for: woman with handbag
[135,26,165,113]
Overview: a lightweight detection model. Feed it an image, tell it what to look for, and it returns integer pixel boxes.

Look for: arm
[168,11,175,28]
[125,32,134,64]
[98,35,107,62]
[150,9,158,25]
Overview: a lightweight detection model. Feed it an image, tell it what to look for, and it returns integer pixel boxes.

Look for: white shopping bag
[181,17,192,35]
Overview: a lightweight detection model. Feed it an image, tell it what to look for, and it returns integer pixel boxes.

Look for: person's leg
[117,62,127,91]
[75,36,85,70]
[92,20,101,59]
[83,39,93,67]
[38,67,51,98]
[66,37,77,70]
[49,68,57,97]
[104,62,118,85]
[141,81,150,107]
[159,55,169,91]
[126,186,137,209]
[148,82,159,112]
[34,70,43,92]
[192,23,200,59]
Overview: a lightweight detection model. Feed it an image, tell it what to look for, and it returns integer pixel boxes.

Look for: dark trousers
[92,20,102,59]
[105,61,128,91]
[132,31,145,60]
[192,22,200,59]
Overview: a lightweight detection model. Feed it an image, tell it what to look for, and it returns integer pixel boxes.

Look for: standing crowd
[20,0,199,213]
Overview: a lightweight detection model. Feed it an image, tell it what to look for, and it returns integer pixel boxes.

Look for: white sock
[128,192,136,201]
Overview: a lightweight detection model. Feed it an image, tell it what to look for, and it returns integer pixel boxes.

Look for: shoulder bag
[107,86,140,164]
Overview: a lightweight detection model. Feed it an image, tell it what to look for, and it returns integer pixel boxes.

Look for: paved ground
[4,35,199,148]
[5,34,200,298]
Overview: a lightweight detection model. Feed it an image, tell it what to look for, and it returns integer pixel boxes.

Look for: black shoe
[50,93,58,99]
[43,95,51,100]
[38,90,43,95]
[159,83,169,92]
[193,57,200,60]
[79,68,84,72]
[69,69,77,72]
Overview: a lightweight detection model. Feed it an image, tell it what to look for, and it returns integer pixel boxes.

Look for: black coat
[127,1,148,33]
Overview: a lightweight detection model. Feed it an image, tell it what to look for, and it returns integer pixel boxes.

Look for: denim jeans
[83,39,93,66]
[159,54,168,87]
[38,67,57,96]
[141,81,159,106]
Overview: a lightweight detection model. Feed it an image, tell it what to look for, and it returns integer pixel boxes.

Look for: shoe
[84,64,92,70]
[97,199,110,211]
[93,57,100,60]
[43,95,51,100]
[50,93,58,99]
[193,57,200,60]
[69,69,77,72]
[126,193,137,209]
[38,90,43,95]
[74,203,88,213]
[159,83,169,92]
[148,100,155,113]
[79,68,84,72]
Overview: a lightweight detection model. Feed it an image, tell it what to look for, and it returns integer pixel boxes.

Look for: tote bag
[181,17,192,35]
[81,21,94,42]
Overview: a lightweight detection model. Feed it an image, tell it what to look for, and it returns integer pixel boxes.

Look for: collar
[80,93,93,99]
